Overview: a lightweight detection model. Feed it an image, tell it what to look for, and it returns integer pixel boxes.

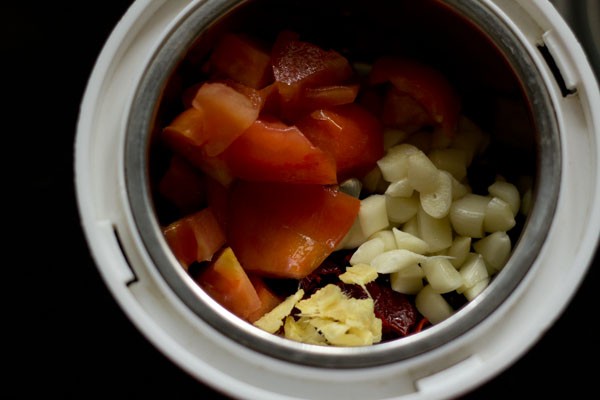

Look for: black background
[6,1,598,398]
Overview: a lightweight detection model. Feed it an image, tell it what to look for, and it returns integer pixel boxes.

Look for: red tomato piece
[196,247,262,321]
[158,155,206,214]
[163,207,226,270]
[246,275,283,323]
[204,175,229,231]
[302,84,359,109]
[227,181,360,279]
[271,31,353,103]
[280,84,361,122]
[212,78,266,110]
[296,103,384,181]
[207,33,273,89]
[368,57,461,137]
[161,125,235,187]
[162,107,207,147]
[192,154,235,188]
[381,89,434,133]
[181,79,265,110]
[222,117,338,185]
[191,82,260,156]
[257,83,281,116]
[259,83,358,122]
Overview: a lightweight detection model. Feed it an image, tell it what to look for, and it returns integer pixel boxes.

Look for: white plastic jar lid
[75,0,600,398]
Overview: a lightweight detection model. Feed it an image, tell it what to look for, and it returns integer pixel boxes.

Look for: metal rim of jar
[124,0,561,368]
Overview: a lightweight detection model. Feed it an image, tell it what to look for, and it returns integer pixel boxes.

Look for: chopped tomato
[206,33,273,89]
[296,103,384,180]
[222,117,337,185]
[257,83,281,116]
[162,107,206,147]
[158,155,206,214]
[163,207,226,270]
[191,82,260,156]
[163,81,263,186]
[381,89,433,133]
[246,275,283,323]
[302,84,359,109]
[161,126,235,187]
[227,181,360,279]
[368,57,460,136]
[259,82,359,123]
[258,82,354,121]
[196,247,261,321]
[271,31,353,104]
[281,84,360,121]
[212,78,266,110]
[204,175,229,231]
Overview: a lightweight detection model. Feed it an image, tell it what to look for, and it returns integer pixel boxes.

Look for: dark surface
[6,1,598,398]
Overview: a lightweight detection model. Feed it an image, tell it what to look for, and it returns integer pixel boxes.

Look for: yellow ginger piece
[289,284,382,346]
[284,316,327,345]
[339,263,378,298]
[339,263,378,285]
[295,284,340,316]
[253,289,304,333]
[309,318,380,346]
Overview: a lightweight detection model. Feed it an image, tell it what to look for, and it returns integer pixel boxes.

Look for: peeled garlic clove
[370,249,427,274]
[420,170,453,219]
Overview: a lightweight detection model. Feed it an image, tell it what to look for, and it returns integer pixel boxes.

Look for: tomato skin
[257,83,281,116]
[261,84,361,123]
[282,84,361,122]
[161,126,235,187]
[162,107,207,147]
[246,275,282,323]
[271,31,353,104]
[207,33,273,89]
[381,89,433,133]
[222,117,338,185]
[302,84,359,109]
[213,78,266,110]
[204,176,229,231]
[196,247,262,321]
[181,78,265,110]
[163,81,263,186]
[296,103,384,181]
[163,207,226,269]
[191,82,260,156]
[368,57,460,136]
[227,181,360,279]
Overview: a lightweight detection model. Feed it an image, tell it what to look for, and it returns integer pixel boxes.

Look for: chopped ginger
[339,263,378,299]
[291,284,381,346]
[253,283,382,346]
[284,316,327,345]
[253,289,304,333]
[339,263,378,286]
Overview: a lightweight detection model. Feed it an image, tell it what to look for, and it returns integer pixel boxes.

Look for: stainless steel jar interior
[125,0,560,368]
